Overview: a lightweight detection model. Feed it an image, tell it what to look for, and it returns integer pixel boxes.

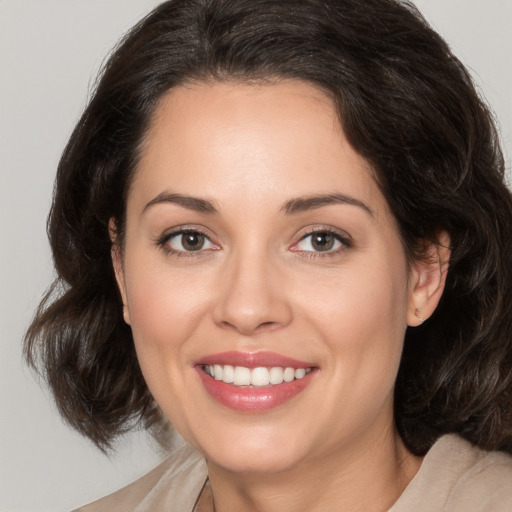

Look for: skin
[112,80,449,512]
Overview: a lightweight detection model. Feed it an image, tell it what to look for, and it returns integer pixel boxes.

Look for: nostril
[217,318,283,335]
[256,321,279,331]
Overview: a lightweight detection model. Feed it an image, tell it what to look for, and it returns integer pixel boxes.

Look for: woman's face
[115,80,427,474]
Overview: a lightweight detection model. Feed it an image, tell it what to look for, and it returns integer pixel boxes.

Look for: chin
[194,424,309,475]
[208,447,304,475]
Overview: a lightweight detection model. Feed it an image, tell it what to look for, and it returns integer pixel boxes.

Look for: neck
[206,427,422,512]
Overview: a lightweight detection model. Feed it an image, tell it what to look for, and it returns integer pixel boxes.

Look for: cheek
[121,262,203,421]
[121,257,211,399]
[299,260,409,433]
[302,256,408,337]
[296,251,410,386]
[124,255,205,334]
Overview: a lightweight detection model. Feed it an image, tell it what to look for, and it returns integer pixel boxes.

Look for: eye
[163,229,217,253]
[293,230,349,253]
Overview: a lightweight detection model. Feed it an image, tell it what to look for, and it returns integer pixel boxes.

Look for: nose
[212,250,293,335]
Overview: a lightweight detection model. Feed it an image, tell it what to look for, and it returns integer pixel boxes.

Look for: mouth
[195,351,317,412]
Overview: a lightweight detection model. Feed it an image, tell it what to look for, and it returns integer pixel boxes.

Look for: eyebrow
[142,191,218,215]
[142,191,373,217]
[281,193,373,217]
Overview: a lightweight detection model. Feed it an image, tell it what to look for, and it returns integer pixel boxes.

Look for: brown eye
[310,232,336,251]
[295,230,347,253]
[181,233,205,251]
[167,231,215,252]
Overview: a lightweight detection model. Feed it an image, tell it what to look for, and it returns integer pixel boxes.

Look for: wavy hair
[25,0,512,453]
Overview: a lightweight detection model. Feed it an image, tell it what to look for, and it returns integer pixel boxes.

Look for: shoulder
[74,443,207,512]
[392,435,512,512]
[445,436,512,511]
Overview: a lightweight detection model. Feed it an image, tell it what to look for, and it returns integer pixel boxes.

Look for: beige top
[75,435,512,511]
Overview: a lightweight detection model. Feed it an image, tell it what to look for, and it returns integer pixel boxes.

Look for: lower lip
[196,367,316,412]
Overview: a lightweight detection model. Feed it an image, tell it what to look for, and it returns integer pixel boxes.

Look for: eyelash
[156,227,352,258]
[156,227,218,258]
[291,228,352,259]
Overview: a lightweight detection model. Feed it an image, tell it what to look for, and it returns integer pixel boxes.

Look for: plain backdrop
[1,1,510,511]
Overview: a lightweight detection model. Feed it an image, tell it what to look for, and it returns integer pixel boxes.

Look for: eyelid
[289,226,353,253]
[156,225,220,255]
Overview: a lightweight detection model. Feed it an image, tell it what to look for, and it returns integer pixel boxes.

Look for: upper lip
[195,351,315,369]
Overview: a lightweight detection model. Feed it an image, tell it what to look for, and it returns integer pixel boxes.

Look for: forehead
[131,80,386,218]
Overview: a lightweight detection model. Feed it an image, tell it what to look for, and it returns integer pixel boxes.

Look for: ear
[407,231,451,327]
[109,218,131,325]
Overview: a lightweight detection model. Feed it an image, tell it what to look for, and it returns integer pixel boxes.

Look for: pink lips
[196,351,313,369]
[195,351,316,412]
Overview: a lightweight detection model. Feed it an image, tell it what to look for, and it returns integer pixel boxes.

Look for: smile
[204,364,312,386]
[195,351,317,412]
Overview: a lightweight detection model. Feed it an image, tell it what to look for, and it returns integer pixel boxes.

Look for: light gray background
[1,1,510,511]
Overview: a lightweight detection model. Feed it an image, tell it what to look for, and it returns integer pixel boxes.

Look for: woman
[25,0,512,510]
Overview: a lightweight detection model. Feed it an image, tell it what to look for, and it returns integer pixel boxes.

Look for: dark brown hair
[25,0,512,454]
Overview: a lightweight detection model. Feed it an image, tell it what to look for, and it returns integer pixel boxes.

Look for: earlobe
[407,231,451,327]
[109,218,131,325]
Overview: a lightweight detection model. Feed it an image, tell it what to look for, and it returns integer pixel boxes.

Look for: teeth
[233,366,251,386]
[269,367,284,385]
[222,364,234,383]
[204,364,311,386]
[250,367,269,387]
[213,364,223,380]
[295,368,306,379]
[283,367,295,382]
